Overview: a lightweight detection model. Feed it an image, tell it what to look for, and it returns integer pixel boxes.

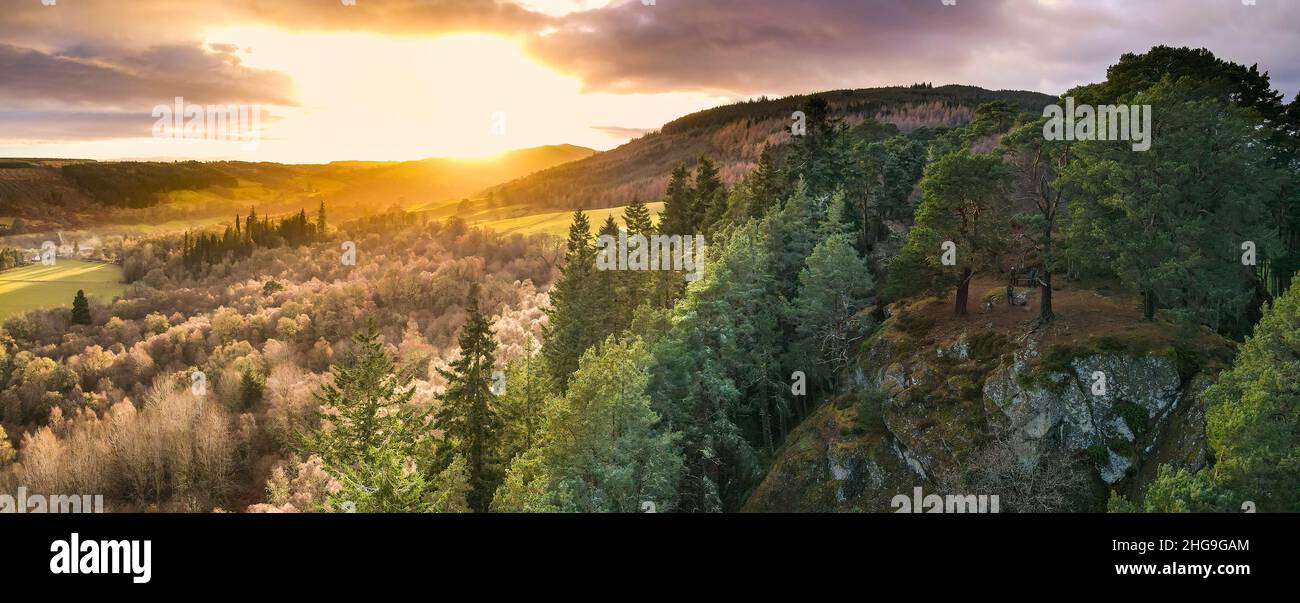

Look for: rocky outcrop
[982,341,1184,484]
[746,310,1226,512]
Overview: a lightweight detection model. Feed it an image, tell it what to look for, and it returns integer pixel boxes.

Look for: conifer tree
[886,152,1010,315]
[331,443,434,513]
[621,197,656,306]
[239,368,264,410]
[594,215,631,334]
[499,336,549,464]
[740,145,783,220]
[306,324,422,468]
[789,233,873,384]
[694,156,726,233]
[496,336,681,512]
[1060,78,1278,330]
[622,196,654,236]
[429,455,472,513]
[306,325,431,511]
[659,164,693,235]
[70,289,91,325]
[434,286,503,512]
[1143,279,1300,511]
[542,210,602,390]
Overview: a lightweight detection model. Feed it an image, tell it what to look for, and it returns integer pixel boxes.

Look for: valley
[0,56,1296,515]
[0,260,125,321]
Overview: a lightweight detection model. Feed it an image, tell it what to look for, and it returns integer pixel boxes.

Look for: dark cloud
[3,0,1299,147]
[529,0,1010,95]
[591,125,654,139]
[525,0,1300,98]
[0,0,549,50]
[0,43,296,111]
[0,112,154,141]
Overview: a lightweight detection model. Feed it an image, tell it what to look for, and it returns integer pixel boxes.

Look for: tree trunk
[955,267,972,315]
[1143,288,1156,321]
[1039,271,1054,323]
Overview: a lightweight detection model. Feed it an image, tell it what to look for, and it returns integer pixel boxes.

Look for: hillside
[479,85,1058,211]
[745,277,1235,512]
[0,260,125,321]
[0,144,595,232]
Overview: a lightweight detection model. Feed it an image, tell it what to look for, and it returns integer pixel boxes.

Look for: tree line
[182,202,327,274]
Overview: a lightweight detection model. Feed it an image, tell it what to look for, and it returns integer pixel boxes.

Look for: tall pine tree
[434,286,503,512]
[70,289,91,325]
[542,210,602,390]
[305,324,432,511]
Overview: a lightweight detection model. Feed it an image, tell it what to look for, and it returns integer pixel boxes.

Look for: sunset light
[0,0,1294,588]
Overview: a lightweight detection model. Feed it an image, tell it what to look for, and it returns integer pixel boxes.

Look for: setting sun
[179,27,727,162]
[0,0,1295,578]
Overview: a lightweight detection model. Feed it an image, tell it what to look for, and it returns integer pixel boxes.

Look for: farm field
[0,260,125,320]
[474,202,665,236]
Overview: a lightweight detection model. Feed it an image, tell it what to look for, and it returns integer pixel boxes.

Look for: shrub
[854,387,888,433]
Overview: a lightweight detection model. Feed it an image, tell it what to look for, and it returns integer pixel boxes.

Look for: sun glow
[177,27,728,163]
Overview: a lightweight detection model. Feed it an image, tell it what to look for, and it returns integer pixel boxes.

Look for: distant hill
[0,145,595,230]
[480,85,1058,211]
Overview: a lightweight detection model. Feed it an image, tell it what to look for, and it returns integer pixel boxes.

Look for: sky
[1,0,1297,163]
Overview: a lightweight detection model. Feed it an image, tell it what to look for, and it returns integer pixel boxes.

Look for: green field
[0,260,126,320]
[475,202,666,237]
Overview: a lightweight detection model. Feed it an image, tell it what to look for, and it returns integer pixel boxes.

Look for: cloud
[0,0,549,50]
[0,43,296,112]
[4,0,1300,150]
[524,0,1300,98]
[8,0,1299,101]
[590,125,654,139]
[0,112,154,142]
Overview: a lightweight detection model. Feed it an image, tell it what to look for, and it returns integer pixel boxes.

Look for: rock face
[745,313,1222,512]
[982,342,1184,484]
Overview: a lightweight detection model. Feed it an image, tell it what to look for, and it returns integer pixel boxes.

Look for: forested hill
[479,85,1058,211]
[0,144,595,229]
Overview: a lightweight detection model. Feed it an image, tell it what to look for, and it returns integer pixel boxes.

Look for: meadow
[0,260,125,320]
[475,202,665,236]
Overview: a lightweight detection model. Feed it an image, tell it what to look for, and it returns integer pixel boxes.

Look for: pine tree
[239,368,264,410]
[495,336,682,512]
[70,289,91,325]
[1002,117,1072,324]
[542,210,602,390]
[302,324,437,512]
[789,233,873,384]
[650,221,789,510]
[1060,78,1279,331]
[622,197,656,306]
[595,215,628,334]
[1143,280,1300,511]
[659,164,693,235]
[740,145,783,220]
[499,336,549,464]
[331,444,434,513]
[622,196,654,236]
[306,324,423,471]
[694,156,726,233]
[767,178,819,301]
[887,152,1010,315]
[429,455,472,512]
[317,201,328,236]
[434,286,503,512]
